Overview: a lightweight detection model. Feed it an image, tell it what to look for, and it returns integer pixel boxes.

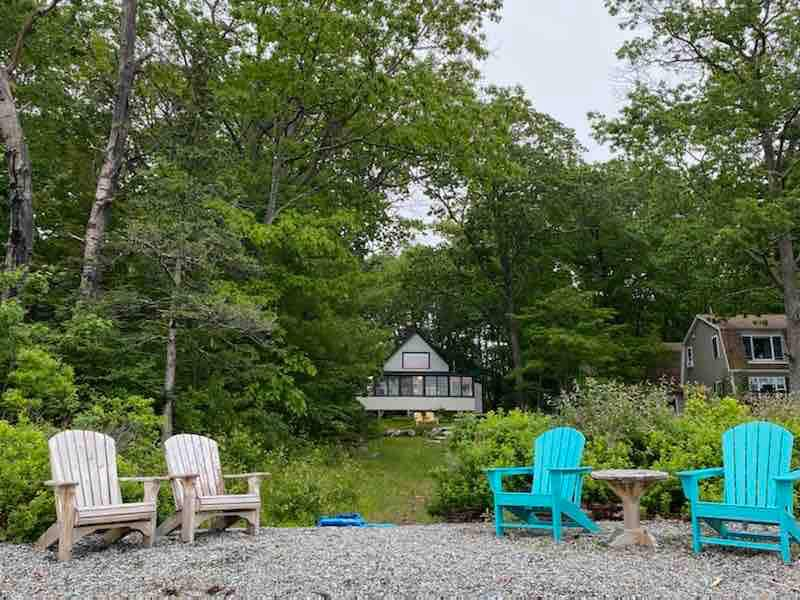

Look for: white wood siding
[383,334,449,372]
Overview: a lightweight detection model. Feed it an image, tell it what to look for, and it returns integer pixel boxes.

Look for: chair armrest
[548,467,593,474]
[44,480,79,488]
[774,470,800,483]
[485,466,534,493]
[224,472,269,496]
[168,473,199,480]
[676,467,724,481]
[120,476,169,503]
[222,472,271,479]
[484,466,534,476]
[677,467,723,503]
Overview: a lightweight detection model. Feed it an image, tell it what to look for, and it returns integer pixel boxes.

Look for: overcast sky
[400,1,633,238]
[481,0,632,161]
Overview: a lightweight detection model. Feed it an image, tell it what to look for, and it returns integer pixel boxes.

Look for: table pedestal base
[610,527,658,548]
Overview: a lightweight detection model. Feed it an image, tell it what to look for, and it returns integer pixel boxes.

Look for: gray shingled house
[681,314,789,394]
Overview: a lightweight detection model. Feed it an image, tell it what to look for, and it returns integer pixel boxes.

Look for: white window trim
[713,380,723,395]
[741,334,787,363]
[686,345,694,368]
[748,375,787,393]
[711,335,720,360]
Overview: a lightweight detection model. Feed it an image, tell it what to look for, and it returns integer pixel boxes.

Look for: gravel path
[1,521,799,599]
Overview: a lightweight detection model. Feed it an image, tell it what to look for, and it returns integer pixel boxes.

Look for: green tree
[600,0,800,387]
[426,87,582,405]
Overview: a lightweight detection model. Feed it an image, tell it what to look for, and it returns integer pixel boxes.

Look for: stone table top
[590,469,670,482]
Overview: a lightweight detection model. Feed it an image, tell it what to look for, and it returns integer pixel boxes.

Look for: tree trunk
[0,67,34,284]
[501,253,525,407]
[265,141,283,225]
[161,315,177,441]
[161,257,182,442]
[79,0,139,298]
[777,235,800,391]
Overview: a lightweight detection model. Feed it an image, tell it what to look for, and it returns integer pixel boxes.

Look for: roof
[699,314,787,331]
[691,314,789,372]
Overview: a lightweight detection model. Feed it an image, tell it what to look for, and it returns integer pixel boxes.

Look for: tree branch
[7,0,67,77]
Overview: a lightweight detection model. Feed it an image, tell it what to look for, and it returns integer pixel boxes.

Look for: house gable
[383,333,449,372]
[682,316,730,389]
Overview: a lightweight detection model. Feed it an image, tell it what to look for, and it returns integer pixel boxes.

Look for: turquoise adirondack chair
[678,421,800,564]
[486,426,599,541]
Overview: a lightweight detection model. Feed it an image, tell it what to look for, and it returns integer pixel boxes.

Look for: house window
[686,346,694,368]
[449,376,461,396]
[748,376,787,393]
[402,352,430,369]
[400,376,413,396]
[742,335,785,361]
[711,336,720,360]
[387,376,399,396]
[436,375,449,396]
[461,376,474,397]
[374,378,387,396]
[425,376,438,396]
[412,375,424,396]
[713,380,723,396]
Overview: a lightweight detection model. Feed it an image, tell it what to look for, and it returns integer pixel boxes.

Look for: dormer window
[742,335,785,361]
[402,352,430,369]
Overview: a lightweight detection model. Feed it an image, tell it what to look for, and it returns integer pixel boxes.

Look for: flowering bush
[427,409,552,518]
[428,380,800,520]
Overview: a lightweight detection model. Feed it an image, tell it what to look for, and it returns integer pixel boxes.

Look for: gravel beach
[1,521,798,599]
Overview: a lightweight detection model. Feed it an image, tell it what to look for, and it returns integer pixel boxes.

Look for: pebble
[1,521,798,598]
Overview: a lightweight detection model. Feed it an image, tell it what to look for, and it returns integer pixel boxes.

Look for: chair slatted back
[722,421,793,508]
[532,427,585,503]
[164,434,224,509]
[49,430,122,509]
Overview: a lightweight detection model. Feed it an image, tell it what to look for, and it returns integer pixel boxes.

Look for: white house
[357,332,483,413]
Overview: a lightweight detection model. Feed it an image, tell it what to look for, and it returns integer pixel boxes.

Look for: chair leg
[155,512,182,539]
[690,513,702,554]
[562,502,600,534]
[182,506,196,543]
[551,503,563,543]
[780,514,793,564]
[57,521,74,562]
[142,515,157,548]
[494,503,504,537]
[103,527,130,546]
[36,523,60,550]
[246,510,259,535]
[706,519,728,538]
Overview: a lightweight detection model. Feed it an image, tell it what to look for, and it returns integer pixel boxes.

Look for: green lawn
[351,434,447,524]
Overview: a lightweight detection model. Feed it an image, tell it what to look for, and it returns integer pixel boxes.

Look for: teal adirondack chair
[678,421,800,564]
[486,426,599,541]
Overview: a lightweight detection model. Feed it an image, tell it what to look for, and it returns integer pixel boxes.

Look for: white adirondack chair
[36,430,165,561]
[158,434,269,543]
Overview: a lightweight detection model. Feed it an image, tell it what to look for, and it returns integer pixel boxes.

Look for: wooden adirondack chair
[158,434,269,543]
[36,430,165,561]
[678,421,800,564]
[486,426,599,541]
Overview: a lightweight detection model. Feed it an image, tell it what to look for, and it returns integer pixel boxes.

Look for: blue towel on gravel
[316,512,394,528]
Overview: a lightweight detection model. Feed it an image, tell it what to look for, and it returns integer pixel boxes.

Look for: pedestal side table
[590,469,669,548]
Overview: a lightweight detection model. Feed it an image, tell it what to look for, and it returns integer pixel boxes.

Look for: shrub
[557,379,680,508]
[428,410,552,519]
[1,348,79,425]
[72,394,162,465]
[428,382,800,521]
[646,391,752,515]
[261,446,364,526]
[0,419,54,542]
